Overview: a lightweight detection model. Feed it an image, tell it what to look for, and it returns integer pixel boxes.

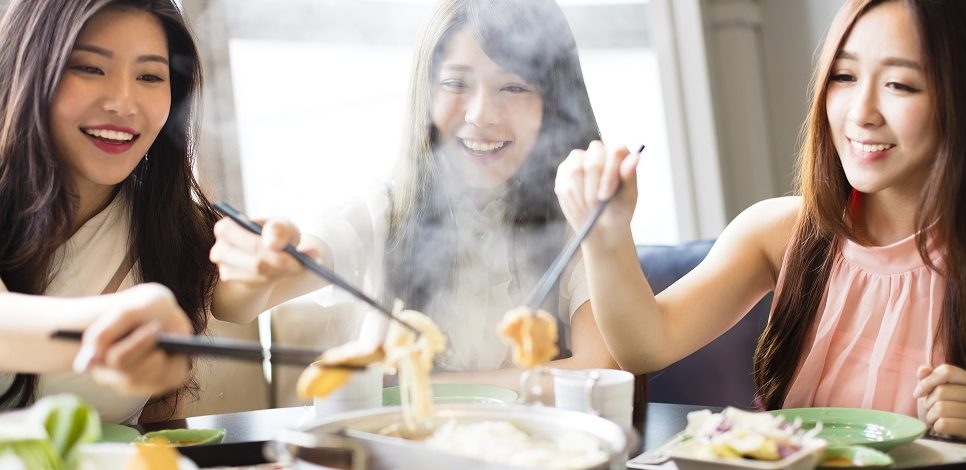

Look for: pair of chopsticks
[213,202,420,335]
[525,145,644,309]
[51,329,358,368]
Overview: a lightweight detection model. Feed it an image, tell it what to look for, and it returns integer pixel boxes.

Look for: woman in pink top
[555,0,966,439]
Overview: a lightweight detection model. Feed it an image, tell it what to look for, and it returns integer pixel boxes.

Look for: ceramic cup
[552,368,634,429]
[313,364,383,417]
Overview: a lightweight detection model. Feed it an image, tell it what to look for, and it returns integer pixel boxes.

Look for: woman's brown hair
[754,0,966,409]
[0,0,217,417]
[384,0,601,332]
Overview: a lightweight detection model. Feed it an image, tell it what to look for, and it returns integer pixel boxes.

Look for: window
[196,0,682,244]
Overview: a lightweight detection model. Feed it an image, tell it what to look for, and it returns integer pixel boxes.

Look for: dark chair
[636,239,770,408]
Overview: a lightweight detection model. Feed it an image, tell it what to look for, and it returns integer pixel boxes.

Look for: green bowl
[818,445,894,468]
[137,428,225,446]
[383,383,518,406]
[99,423,141,443]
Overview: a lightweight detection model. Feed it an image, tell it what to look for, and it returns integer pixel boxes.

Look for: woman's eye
[829,73,855,83]
[139,74,166,83]
[502,85,530,93]
[886,81,919,93]
[441,79,467,91]
[69,64,104,75]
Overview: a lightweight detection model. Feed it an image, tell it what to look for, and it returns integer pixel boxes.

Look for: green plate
[772,407,926,451]
[99,423,141,443]
[137,428,225,446]
[383,383,518,406]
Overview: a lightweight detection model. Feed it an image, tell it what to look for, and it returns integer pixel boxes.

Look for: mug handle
[582,370,601,416]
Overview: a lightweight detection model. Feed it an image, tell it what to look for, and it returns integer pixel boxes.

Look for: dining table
[139,401,966,469]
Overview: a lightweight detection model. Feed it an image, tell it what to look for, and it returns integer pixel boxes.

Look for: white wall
[699,0,842,221]
[759,0,841,195]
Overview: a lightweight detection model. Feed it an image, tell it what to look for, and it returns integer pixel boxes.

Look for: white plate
[76,443,198,470]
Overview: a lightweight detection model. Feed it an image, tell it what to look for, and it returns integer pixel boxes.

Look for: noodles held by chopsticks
[382,303,446,430]
[497,307,558,367]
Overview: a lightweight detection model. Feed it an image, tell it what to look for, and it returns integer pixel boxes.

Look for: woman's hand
[555,140,640,246]
[75,283,192,395]
[915,364,966,439]
[209,217,308,287]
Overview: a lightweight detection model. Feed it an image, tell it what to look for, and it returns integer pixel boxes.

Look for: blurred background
[0,0,844,416]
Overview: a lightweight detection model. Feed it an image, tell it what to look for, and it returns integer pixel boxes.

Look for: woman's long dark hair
[384,0,601,324]
[0,0,217,414]
[754,0,966,409]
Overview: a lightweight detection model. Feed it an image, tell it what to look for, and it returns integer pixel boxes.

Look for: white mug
[551,368,634,429]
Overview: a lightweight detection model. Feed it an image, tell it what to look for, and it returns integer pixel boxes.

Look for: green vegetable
[35,395,101,468]
[0,439,62,469]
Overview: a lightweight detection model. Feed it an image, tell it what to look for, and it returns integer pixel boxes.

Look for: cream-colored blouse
[306,185,589,372]
[0,196,147,424]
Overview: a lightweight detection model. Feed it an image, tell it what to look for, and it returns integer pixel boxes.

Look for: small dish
[668,438,826,470]
[818,445,894,468]
[137,428,225,446]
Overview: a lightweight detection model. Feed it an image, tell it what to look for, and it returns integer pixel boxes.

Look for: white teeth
[84,128,134,142]
[461,139,508,152]
[849,139,894,153]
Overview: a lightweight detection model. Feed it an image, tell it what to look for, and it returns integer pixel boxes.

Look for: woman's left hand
[915,364,966,439]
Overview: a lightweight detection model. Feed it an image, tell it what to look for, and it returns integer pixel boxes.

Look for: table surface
[142,402,966,469]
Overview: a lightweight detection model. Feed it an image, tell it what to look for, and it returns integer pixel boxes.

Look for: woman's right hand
[76,283,192,395]
[209,217,307,287]
[555,140,640,245]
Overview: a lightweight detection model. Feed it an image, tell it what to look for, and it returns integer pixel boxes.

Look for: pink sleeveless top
[782,233,945,417]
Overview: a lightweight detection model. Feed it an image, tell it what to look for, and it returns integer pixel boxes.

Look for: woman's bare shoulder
[737,196,801,271]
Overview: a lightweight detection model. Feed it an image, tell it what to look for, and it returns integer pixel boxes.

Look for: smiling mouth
[459,138,511,154]
[849,138,895,153]
[81,127,140,145]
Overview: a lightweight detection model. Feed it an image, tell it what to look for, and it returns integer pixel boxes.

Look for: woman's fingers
[582,140,607,204]
[102,321,162,373]
[917,364,966,439]
[597,145,631,200]
[915,364,966,398]
[211,217,302,283]
[556,148,588,220]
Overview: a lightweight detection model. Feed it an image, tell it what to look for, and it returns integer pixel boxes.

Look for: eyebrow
[835,50,921,70]
[73,43,169,66]
[441,64,472,72]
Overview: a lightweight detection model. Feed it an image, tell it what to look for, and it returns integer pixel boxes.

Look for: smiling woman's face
[50,7,171,198]
[431,27,544,190]
[825,1,938,199]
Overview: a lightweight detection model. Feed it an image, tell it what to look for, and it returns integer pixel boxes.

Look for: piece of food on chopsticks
[296,365,352,400]
[497,306,558,368]
[382,304,446,430]
[295,340,385,400]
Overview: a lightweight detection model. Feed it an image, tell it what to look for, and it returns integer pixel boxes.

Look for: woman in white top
[0,0,218,424]
[210,0,617,385]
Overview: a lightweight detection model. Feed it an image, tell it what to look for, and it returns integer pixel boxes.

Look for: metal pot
[269,404,638,469]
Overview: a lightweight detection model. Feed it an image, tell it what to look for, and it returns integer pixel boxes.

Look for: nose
[846,81,884,128]
[101,75,137,117]
[464,88,499,127]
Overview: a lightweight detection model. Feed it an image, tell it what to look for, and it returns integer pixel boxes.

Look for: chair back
[637,240,770,408]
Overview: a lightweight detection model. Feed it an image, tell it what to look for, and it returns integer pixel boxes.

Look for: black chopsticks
[212,202,420,335]
[51,329,359,368]
[525,145,645,309]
